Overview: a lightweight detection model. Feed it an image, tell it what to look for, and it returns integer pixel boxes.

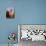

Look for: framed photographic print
[6,7,15,19]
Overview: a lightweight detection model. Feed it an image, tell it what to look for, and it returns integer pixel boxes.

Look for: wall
[0,0,18,44]
[16,0,46,24]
